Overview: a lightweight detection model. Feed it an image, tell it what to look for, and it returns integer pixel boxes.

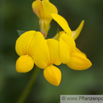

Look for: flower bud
[32,0,58,37]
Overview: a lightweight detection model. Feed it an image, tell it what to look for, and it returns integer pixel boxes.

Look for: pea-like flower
[15,15,92,86]
[33,39,62,86]
[59,32,92,70]
[15,31,64,86]
[15,30,45,73]
[32,0,58,37]
[51,14,92,70]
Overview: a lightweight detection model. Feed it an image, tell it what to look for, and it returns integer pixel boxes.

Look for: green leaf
[17,30,26,36]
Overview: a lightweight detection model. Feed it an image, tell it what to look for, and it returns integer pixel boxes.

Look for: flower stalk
[17,67,40,103]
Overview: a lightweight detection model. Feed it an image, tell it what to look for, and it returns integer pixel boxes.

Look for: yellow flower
[15,30,45,73]
[51,13,84,40]
[32,0,58,37]
[33,39,62,86]
[51,14,92,70]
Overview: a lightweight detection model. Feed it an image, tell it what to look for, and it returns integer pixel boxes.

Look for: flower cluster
[15,0,92,86]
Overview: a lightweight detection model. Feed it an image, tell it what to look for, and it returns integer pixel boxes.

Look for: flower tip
[80,20,85,28]
[54,81,60,86]
[16,55,34,73]
[72,20,85,40]
[43,65,61,86]
[82,20,85,24]
[88,59,92,68]
[82,59,92,70]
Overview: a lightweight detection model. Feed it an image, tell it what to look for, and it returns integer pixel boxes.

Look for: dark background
[0,0,103,103]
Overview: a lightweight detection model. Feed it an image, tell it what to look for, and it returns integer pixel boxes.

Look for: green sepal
[17,30,26,36]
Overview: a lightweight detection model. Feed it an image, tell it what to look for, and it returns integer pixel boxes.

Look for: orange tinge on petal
[32,0,58,37]
[32,0,58,21]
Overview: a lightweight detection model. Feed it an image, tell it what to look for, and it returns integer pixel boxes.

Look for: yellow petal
[16,30,35,55]
[16,55,34,73]
[60,32,76,52]
[67,51,92,70]
[33,40,50,69]
[51,14,72,36]
[47,39,61,65]
[43,65,61,86]
[43,0,49,1]
[75,47,86,57]
[32,0,58,20]
[29,31,45,58]
[32,0,43,18]
[72,20,84,40]
[42,1,58,20]
[33,39,61,68]
[15,30,44,59]
[59,35,70,63]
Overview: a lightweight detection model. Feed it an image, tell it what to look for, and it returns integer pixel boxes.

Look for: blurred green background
[0,0,103,103]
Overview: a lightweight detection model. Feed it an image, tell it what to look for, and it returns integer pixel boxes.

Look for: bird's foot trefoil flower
[51,14,92,70]
[15,0,92,88]
[33,39,61,86]
[32,0,58,37]
[15,1,93,103]
[15,30,45,73]
[59,32,92,70]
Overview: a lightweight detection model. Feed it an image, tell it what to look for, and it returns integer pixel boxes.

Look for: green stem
[17,67,40,103]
